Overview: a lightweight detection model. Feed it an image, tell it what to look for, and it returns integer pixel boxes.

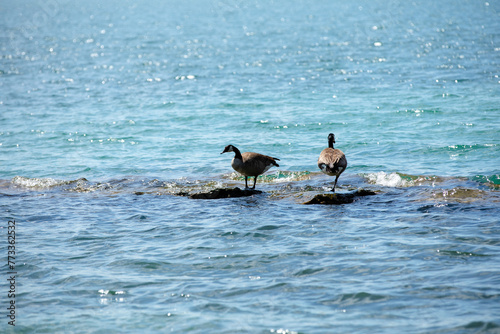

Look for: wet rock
[303,189,377,205]
[189,187,262,199]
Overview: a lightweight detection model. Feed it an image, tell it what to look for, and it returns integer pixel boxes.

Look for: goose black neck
[232,146,243,159]
[328,139,335,149]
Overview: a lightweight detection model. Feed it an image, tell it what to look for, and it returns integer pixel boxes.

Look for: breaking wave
[3,172,498,204]
[472,174,500,188]
[223,170,312,183]
[362,171,500,189]
[362,172,448,187]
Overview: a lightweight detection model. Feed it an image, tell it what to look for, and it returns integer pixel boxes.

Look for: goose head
[328,133,335,143]
[221,145,236,154]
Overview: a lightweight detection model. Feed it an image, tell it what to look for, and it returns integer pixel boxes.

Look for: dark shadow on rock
[189,187,263,199]
[303,189,377,205]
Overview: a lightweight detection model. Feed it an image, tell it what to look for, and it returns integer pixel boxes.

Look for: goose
[221,145,280,189]
[318,133,347,192]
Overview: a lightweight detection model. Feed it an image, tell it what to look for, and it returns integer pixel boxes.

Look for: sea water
[1,0,499,333]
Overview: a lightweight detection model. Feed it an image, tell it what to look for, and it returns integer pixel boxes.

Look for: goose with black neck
[221,144,280,190]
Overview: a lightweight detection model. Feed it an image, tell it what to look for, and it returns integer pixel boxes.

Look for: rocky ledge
[189,187,262,199]
[302,189,377,205]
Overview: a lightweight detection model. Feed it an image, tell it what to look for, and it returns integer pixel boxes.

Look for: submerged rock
[189,187,262,199]
[303,189,377,205]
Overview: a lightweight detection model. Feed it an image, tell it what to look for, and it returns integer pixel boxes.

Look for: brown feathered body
[232,152,279,177]
[318,148,347,177]
[221,145,279,189]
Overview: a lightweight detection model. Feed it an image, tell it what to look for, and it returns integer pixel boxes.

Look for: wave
[363,171,500,189]
[223,170,312,183]
[362,172,448,188]
[11,176,91,190]
[10,176,123,193]
[446,144,498,151]
[472,174,500,188]
[2,172,498,204]
[5,172,313,195]
[450,321,499,332]
[320,292,388,306]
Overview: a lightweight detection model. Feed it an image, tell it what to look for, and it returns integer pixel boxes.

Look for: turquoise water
[1,0,500,332]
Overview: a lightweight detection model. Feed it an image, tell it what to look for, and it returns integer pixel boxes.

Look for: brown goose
[318,133,347,192]
[221,145,280,189]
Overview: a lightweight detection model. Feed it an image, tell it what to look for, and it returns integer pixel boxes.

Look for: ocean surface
[1,0,500,332]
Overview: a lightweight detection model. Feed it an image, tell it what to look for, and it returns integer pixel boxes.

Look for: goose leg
[252,176,257,189]
[332,175,339,192]
[244,176,249,189]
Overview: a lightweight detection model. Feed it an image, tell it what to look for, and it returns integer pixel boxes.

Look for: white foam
[270,171,312,183]
[11,176,64,189]
[98,289,109,295]
[365,172,413,187]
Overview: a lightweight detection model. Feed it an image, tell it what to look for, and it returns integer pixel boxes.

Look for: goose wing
[239,152,280,176]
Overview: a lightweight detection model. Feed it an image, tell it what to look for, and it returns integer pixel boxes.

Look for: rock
[303,189,377,205]
[189,187,262,199]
